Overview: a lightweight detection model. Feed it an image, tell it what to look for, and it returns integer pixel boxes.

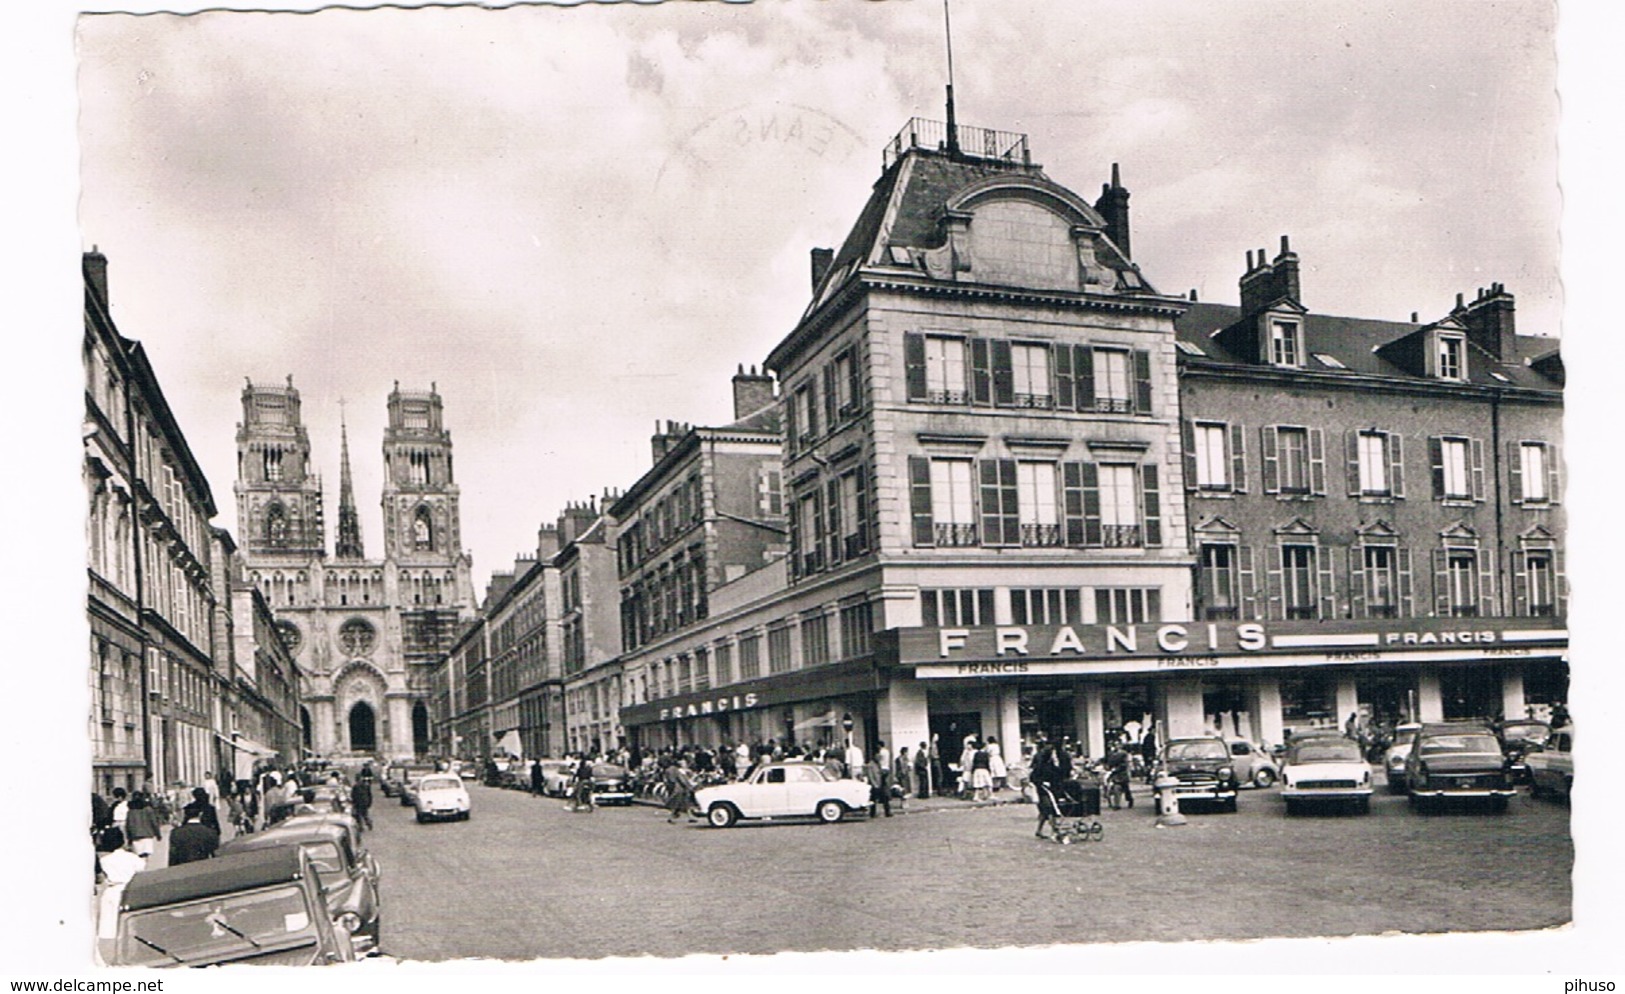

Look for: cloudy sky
[72,0,1563,593]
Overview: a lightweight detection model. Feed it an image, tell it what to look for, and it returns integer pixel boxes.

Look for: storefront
[889,617,1568,757]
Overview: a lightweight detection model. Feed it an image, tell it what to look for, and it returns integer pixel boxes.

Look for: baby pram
[1038,778,1103,844]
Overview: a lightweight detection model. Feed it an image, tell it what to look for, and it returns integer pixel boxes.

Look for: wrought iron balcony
[884,117,1032,169]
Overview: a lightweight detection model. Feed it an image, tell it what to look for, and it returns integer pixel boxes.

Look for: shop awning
[792,711,837,731]
[495,729,523,758]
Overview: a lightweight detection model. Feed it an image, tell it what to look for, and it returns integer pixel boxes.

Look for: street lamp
[842,712,854,748]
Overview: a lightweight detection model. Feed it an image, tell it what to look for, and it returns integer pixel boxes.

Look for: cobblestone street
[363,780,1571,961]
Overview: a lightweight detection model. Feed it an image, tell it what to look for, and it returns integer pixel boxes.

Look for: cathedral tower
[335,415,365,559]
[234,377,325,557]
[380,382,461,563]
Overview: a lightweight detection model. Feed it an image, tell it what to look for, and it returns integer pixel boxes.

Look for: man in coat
[350,773,374,831]
[167,808,220,866]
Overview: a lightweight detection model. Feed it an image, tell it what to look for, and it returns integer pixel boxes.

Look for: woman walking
[124,793,163,859]
[970,739,994,802]
[986,736,1008,792]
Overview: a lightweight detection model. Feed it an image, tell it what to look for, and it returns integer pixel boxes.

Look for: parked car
[1526,725,1573,801]
[1382,722,1423,794]
[218,820,381,956]
[458,760,480,781]
[1279,734,1373,814]
[110,846,356,967]
[537,759,574,797]
[1404,722,1516,813]
[298,784,349,814]
[413,773,472,822]
[1155,737,1240,813]
[1226,738,1280,788]
[588,763,635,805]
[390,763,438,804]
[692,761,873,827]
[1494,718,1553,785]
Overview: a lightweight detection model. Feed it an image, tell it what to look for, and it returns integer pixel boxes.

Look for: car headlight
[1218,767,1234,781]
[336,911,362,934]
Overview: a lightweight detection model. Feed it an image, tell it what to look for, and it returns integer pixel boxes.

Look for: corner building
[622,120,1196,757]
[234,381,476,761]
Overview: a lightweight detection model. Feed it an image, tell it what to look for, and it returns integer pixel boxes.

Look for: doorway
[412,702,430,757]
[348,700,377,753]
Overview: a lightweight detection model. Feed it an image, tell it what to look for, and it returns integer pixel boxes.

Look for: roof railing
[883,117,1031,169]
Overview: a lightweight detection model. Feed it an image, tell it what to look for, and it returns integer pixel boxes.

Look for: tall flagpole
[943,0,960,155]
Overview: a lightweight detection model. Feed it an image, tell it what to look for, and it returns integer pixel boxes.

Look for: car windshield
[592,765,625,778]
[1419,734,1503,756]
[118,885,313,966]
[1501,723,1550,744]
[297,841,347,889]
[420,778,461,792]
[1292,740,1364,763]
[1164,741,1227,761]
[1391,730,1417,748]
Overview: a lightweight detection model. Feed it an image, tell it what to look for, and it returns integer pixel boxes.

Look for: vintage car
[110,846,356,967]
[1382,722,1423,793]
[1154,737,1240,813]
[692,761,873,827]
[1226,738,1280,788]
[537,759,575,797]
[1494,718,1553,785]
[388,763,438,803]
[1279,734,1373,814]
[588,763,635,806]
[413,773,472,822]
[298,784,349,814]
[1403,722,1516,812]
[218,820,381,955]
[1526,725,1573,801]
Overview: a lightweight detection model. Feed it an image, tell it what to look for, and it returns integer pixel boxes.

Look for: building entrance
[1017,689,1076,744]
[1356,672,1416,725]
[348,701,377,753]
[412,702,430,757]
[1439,667,1502,721]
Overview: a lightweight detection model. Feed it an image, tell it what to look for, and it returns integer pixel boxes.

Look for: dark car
[218,820,381,956]
[1404,721,1516,812]
[111,846,355,967]
[1494,719,1553,785]
[588,763,634,805]
[1156,737,1240,813]
[299,784,350,815]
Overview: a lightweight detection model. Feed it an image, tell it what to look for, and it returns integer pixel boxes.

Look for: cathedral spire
[335,403,365,559]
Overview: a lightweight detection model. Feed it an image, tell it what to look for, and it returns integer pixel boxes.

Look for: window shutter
[1555,548,1568,616]
[1230,423,1248,494]
[785,396,799,453]
[1133,349,1153,414]
[991,339,1015,406]
[1397,547,1414,618]
[1345,429,1362,497]
[1054,344,1075,410]
[1547,443,1562,505]
[1141,463,1162,547]
[850,343,865,414]
[1507,441,1523,504]
[1389,432,1405,499]
[1432,549,1449,617]
[787,491,803,579]
[1261,425,1280,494]
[1002,460,1020,545]
[1348,545,1367,618]
[1074,346,1095,410]
[1266,544,1284,621]
[970,338,992,406]
[810,490,825,572]
[1469,438,1486,502]
[1081,463,1101,547]
[1477,550,1496,617]
[908,456,934,547]
[1308,428,1327,495]
[904,333,927,402]
[1238,545,1259,620]
[826,477,842,566]
[1062,462,1085,546]
[1430,437,1446,499]
[1181,420,1198,492]
[979,460,1002,547]
[854,464,870,555]
[823,363,837,429]
[1317,546,1337,620]
[1510,550,1529,617]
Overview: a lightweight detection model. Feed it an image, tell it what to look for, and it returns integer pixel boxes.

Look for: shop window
[1278,676,1335,728]
[921,588,995,627]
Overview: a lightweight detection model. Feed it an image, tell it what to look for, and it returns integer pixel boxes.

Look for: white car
[413,774,472,822]
[692,761,874,827]
[1526,726,1573,801]
[1280,735,1373,815]
[1383,722,1422,793]
[1226,738,1280,788]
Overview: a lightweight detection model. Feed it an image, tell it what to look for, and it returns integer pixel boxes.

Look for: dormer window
[1269,320,1301,367]
[1436,334,1465,381]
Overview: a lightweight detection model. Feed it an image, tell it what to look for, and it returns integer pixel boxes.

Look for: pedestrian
[843,737,864,775]
[91,791,112,846]
[109,787,129,835]
[664,759,694,824]
[529,758,545,796]
[95,828,145,942]
[184,787,220,832]
[894,746,914,803]
[350,773,374,831]
[929,735,945,796]
[167,808,220,866]
[986,736,1008,791]
[571,754,595,812]
[864,756,893,818]
[957,736,977,799]
[876,740,891,773]
[1141,722,1160,783]
[1031,737,1074,839]
[970,738,993,802]
[124,793,163,859]
[202,771,220,807]
[914,743,931,799]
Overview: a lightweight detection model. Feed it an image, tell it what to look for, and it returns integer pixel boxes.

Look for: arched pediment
[947,176,1104,229]
[331,659,388,698]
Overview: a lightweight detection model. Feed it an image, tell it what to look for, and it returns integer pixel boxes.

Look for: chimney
[1272,234,1300,306]
[1239,235,1303,318]
[1456,283,1517,361]
[810,248,834,293]
[557,499,599,546]
[732,364,776,420]
[651,419,691,464]
[535,524,561,561]
[83,248,109,315]
[1094,164,1131,259]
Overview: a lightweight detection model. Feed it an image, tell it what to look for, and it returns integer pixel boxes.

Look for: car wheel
[1387,778,1406,795]
[816,800,845,824]
[1355,796,1370,815]
[1222,796,1238,813]
[1490,795,1509,814]
[415,812,426,824]
[1283,799,1298,817]
[1253,768,1276,789]
[1408,794,1428,814]
[707,804,738,828]
[462,811,471,821]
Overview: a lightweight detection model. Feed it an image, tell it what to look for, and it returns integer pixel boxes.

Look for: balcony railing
[1020,523,1062,548]
[885,117,1032,169]
[1099,524,1142,548]
[934,523,978,547]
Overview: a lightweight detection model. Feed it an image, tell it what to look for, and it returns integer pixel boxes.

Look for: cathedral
[233,378,476,761]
